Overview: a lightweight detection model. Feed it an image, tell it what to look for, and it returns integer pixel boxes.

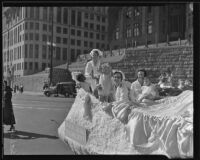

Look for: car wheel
[46,92,51,97]
[65,93,69,98]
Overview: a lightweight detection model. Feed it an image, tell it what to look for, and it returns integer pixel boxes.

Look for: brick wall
[110,45,193,85]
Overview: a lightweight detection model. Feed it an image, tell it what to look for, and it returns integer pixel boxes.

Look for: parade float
[58,87,193,158]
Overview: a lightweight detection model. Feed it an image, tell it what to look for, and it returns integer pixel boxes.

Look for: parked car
[44,82,77,98]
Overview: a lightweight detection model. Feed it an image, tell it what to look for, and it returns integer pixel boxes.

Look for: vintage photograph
[2,3,193,158]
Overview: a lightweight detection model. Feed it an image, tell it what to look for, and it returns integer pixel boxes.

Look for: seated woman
[102,71,137,124]
[137,77,159,105]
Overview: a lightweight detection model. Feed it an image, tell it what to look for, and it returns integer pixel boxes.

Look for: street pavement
[3,92,75,155]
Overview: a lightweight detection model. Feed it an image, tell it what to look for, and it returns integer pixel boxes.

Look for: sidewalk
[13,91,43,96]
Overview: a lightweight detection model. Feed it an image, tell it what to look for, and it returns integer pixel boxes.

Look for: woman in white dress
[85,49,102,93]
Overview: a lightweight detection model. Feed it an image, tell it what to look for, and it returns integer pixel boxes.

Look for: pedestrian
[3,80,16,131]
[20,84,23,93]
[14,84,17,93]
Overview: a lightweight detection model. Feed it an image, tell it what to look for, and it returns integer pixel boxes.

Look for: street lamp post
[49,7,54,86]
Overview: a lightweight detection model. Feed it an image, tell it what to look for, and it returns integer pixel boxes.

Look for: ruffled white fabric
[58,89,193,158]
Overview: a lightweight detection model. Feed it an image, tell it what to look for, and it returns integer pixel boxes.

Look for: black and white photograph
[2,2,196,159]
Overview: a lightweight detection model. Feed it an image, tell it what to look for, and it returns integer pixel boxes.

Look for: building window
[30,22,34,30]
[134,23,140,37]
[71,49,75,62]
[63,38,67,44]
[35,7,40,20]
[84,22,88,28]
[84,41,88,47]
[43,24,47,31]
[84,13,88,19]
[43,7,47,21]
[63,8,68,24]
[147,20,153,34]
[56,47,61,60]
[56,26,61,33]
[101,44,105,49]
[35,23,39,30]
[35,62,38,70]
[71,10,76,26]
[29,33,33,40]
[71,39,75,45]
[77,40,81,46]
[25,44,28,58]
[49,25,52,32]
[71,29,75,35]
[84,31,88,38]
[42,63,46,70]
[147,7,152,13]
[57,7,62,23]
[42,34,47,42]
[63,48,67,60]
[134,8,140,16]
[90,23,94,30]
[35,44,39,58]
[29,44,33,58]
[25,62,27,70]
[77,49,81,57]
[63,28,68,34]
[90,14,94,20]
[101,34,105,40]
[89,42,93,48]
[29,62,33,70]
[90,32,93,39]
[77,11,82,27]
[77,30,81,37]
[35,33,39,41]
[102,16,106,23]
[126,9,132,18]
[126,28,132,38]
[42,45,47,59]
[96,33,100,40]
[30,7,34,19]
[96,43,100,48]
[102,26,105,32]
[56,37,61,43]
[25,22,28,29]
[96,24,100,31]
[96,15,100,22]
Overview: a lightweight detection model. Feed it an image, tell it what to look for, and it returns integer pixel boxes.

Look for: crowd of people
[75,48,193,124]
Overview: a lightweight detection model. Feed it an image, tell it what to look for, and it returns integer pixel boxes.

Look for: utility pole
[50,7,54,86]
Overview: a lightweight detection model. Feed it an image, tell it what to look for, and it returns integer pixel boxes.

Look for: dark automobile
[44,82,77,98]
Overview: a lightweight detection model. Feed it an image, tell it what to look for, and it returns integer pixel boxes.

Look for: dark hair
[137,69,147,77]
[113,71,123,80]
[76,73,86,82]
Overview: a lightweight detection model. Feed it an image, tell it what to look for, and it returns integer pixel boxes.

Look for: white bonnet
[90,49,103,57]
[113,69,126,80]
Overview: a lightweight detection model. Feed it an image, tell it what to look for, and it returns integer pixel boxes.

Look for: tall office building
[108,4,192,49]
[2,7,109,83]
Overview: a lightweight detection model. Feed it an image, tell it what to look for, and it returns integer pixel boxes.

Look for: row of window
[126,7,152,18]
[25,7,107,25]
[115,21,153,40]
[24,32,106,43]
[4,41,107,64]
[25,21,106,33]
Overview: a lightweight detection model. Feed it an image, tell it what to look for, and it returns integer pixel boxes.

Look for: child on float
[76,73,93,121]
[137,77,159,104]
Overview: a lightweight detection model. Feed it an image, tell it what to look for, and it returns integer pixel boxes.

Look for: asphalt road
[3,92,75,155]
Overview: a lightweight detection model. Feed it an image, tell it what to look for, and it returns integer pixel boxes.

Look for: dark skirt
[3,102,16,125]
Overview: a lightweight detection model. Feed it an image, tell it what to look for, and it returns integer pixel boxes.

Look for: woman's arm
[85,62,93,78]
